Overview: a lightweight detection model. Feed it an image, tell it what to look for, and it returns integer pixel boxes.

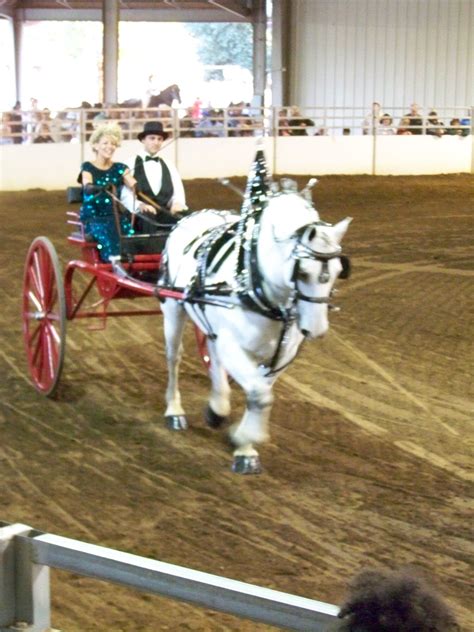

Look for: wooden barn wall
[288,0,474,111]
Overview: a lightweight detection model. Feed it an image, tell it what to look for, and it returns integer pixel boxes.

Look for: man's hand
[139,203,158,215]
[170,201,188,214]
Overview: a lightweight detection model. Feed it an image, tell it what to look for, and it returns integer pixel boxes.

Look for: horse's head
[170,84,181,104]
[293,218,352,338]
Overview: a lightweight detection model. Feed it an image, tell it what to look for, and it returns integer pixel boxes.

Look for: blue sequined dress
[78,161,133,262]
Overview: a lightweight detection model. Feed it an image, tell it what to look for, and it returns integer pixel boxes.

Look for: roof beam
[207,0,250,19]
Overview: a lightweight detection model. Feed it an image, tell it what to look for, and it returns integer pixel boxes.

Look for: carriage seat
[67,186,83,204]
[66,185,169,257]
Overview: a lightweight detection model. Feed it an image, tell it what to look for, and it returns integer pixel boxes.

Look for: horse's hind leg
[205,337,231,429]
[161,298,188,430]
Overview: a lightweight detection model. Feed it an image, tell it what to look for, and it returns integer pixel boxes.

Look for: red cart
[22,188,209,397]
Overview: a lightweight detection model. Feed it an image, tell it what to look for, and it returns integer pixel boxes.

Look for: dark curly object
[335,567,459,632]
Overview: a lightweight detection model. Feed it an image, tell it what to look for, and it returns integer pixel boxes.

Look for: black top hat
[137,121,169,141]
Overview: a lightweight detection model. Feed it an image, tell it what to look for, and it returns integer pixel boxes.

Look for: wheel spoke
[45,318,61,346]
[27,321,41,345]
[44,326,56,380]
[23,238,65,395]
[27,290,43,313]
[32,251,45,305]
[32,324,44,369]
[44,257,56,312]
[27,261,42,306]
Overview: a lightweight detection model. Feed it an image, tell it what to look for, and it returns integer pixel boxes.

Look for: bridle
[175,193,350,376]
[235,212,348,375]
[291,224,343,305]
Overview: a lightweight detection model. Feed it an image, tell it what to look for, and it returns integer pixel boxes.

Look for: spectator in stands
[50,110,70,142]
[25,97,40,143]
[315,127,328,136]
[362,102,381,135]
[191,96,202,122]
[446,118,464,136]
[195,108,223,138]
[278,108,291,136]
[34,108,53,141]
[10,101,23,144]
[287,105,314,136]
[80,101,95,140]
[459,113,471,136]
[0,112,13,145]
[332,567,459,632]
[92,103,109,127]
[396,116,413,135]
[404,103,423,134]
[377,113,395,135]
[426,111,445,137]
[342,128,351,135]
[179,106,196,138]
[228,101,253,137]
[33,122,55,143]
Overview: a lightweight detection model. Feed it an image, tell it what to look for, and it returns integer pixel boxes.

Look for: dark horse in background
[118,85,181,110]
[148,84,181,108]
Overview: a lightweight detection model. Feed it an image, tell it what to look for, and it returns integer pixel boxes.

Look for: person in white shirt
[121,121,187,232]
[362,101,381,135]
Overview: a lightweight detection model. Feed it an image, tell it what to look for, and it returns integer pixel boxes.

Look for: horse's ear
[333,217,352,244]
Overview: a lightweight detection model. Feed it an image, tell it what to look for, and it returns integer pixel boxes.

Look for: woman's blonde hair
[90,122,123,148]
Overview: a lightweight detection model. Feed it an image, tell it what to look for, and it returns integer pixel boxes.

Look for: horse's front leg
[205,336,231,429]
[216,332,275,474]
[161,298,188,430]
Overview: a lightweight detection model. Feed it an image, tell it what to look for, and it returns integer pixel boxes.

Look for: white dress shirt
[121,151,187,213]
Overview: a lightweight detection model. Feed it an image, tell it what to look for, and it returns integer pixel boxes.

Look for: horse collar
[235,209,293,322]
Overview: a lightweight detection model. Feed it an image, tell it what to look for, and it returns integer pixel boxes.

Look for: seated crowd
[0,98,471,143]
[361,101,470,137]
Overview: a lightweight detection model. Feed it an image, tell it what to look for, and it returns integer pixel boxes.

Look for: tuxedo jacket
[121,152,187,229]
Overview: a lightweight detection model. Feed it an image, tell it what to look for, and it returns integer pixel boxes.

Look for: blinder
[292,223,350,304]
[339,254,351,279]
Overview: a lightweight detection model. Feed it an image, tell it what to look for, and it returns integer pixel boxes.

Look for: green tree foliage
[185,23,253,71]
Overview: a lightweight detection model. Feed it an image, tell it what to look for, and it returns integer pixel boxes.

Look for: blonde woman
[78,123,153,261]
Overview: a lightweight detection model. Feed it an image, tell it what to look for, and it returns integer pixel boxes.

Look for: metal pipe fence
[0,522,339,632]
[0,105,472,145]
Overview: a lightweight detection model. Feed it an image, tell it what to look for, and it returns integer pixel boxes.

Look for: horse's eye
[297,271,310,282]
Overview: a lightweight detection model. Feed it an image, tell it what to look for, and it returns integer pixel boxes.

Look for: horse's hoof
[232,455,262,475]
[205,405,227,429]
[165,415,188,431]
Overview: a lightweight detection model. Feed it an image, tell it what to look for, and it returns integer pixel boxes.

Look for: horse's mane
[262,192,320,240]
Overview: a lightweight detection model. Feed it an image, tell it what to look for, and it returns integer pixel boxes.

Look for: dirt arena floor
[1,173,473,631]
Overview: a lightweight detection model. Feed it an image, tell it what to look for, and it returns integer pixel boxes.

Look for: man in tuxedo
[121,121,187,232]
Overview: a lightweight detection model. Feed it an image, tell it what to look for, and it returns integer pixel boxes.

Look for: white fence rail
[1,105,473,144]
[1,105,473,190]
[0,522,339,632]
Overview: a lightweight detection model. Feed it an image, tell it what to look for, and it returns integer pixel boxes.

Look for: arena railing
[0,105,472,145]
[0,522,339,631]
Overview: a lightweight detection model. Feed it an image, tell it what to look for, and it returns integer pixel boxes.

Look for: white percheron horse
[159,177,351,474]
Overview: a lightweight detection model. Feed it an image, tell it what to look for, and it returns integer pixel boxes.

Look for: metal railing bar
[20,532,339,631]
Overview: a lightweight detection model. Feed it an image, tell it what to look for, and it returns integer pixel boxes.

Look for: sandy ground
[1,173,473,631]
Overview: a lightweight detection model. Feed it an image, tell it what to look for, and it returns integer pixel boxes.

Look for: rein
[173,196,345,376]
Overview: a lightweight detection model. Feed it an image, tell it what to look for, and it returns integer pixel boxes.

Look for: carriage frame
[21,187,208,397]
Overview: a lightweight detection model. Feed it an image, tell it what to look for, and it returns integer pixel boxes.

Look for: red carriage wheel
[193,325,210,371]
[22,237,66,397]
